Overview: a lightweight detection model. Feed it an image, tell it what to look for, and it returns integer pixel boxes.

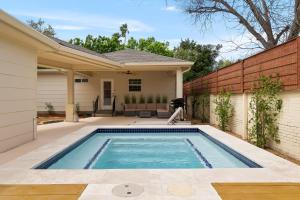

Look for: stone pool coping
[0,125,299,200]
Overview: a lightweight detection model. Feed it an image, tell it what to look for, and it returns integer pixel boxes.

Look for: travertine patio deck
[0,117,299,200]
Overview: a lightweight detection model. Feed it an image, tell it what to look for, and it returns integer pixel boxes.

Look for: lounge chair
[157,104,170,118]
[124,104,136,116]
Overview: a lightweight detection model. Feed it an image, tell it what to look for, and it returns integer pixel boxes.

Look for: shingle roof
[52,38,189,64]
[102,49,188,64]
[51,38,107,59]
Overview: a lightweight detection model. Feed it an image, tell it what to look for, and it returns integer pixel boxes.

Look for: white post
[176,68,183,98]
[65,70,75,122]
[242,93,248,139]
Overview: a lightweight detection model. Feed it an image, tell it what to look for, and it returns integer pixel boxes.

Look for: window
[75,78,88,83]
[129,79,141,92]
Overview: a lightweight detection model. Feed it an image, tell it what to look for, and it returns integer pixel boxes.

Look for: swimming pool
[35,128,261,169]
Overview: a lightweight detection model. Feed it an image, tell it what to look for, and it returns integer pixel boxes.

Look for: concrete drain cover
[112,183,144,197]
[167,184,194,197]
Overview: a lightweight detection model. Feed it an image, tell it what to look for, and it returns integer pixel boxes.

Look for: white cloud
[11,10,154,33]
[53,25,87,30]
[163,5,181,12]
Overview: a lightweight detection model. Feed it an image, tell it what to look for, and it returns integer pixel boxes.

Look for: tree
[134,37,174,57]
[217,59,235,69]
[27,18,55,37]
[120,23,129,45]
[69,33,124,54]
[69,24,173,56]
[174,39,221,82]
[182,0,300,49]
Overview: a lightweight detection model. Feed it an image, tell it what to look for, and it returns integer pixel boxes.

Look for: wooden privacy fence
[184,37,300,95]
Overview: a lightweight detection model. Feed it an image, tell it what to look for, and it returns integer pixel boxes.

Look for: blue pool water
[36,129,260,169]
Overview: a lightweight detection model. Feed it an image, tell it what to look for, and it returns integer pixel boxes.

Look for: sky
[0,0,250,60]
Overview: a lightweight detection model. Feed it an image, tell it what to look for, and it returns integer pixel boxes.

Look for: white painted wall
[0,37,37,152]
[210,92,300,160]
[37,70,176,112]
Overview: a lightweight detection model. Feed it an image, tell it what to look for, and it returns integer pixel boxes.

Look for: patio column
[65,70,75,122]
[176,68,183,98]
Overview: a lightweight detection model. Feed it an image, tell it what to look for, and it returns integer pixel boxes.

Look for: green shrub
[139,95,145,104]
[155,95,161,104]
[162,96,168,104]
[45,102,54,115]
[147,95,154,103]
[131,95,137,104]
[248,75,282,148]
[214,90,234,131]
[124,95,130,104]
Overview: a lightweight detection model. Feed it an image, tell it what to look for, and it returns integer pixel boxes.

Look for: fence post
[241,60,248,139]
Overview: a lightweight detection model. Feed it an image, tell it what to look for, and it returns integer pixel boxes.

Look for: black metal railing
[92,96,99,117]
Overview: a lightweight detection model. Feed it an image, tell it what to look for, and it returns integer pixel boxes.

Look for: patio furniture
[139,110,152,118]
[157,103,170,118]
[124,104,136,116]
[146,103,157,115]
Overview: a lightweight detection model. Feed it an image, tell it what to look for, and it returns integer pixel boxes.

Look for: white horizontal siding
[0,36,36,152]
[37,71,176,112]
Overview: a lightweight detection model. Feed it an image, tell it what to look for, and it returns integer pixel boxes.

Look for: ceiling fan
[119,70,137,75]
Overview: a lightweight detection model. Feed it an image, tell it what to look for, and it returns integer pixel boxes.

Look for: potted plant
[155,95,161,104]
[124,95,130,104]
[147,95,156,112]
[137,95,146,110]
[45,102,54,115]
[157,95,168,110]
[131,94,137,104]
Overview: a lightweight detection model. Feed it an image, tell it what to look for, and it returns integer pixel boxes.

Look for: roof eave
[57,46,122,70]
[0,9,60,51]
[123,61,194,67]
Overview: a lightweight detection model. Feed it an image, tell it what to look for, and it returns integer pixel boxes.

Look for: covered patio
[37,39,192,121]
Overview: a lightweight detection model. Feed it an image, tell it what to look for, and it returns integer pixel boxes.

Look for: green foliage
[214,91,234,131]
[69,26,173,57]
[27,18,55,37]
[174,39,221,82]
[217,59,235,69]
[196,91,210,122]
[155,95,161,104]
[139,95,145,104]
[124,95,130,104]
[45,102,54,115]
[120,23,129,44]
[147,95,154,104]
[131,95,137,104]
[69,33,124,54]
[248,76,282,148]
[162,96,168,104]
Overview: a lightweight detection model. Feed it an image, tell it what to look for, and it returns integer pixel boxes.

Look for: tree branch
[217,0,269,48]
[288,0,300,40]
[244,0,275,46]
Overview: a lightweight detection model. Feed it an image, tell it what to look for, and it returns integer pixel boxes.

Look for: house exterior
[0,10,192,152]
[37,49,191,114]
